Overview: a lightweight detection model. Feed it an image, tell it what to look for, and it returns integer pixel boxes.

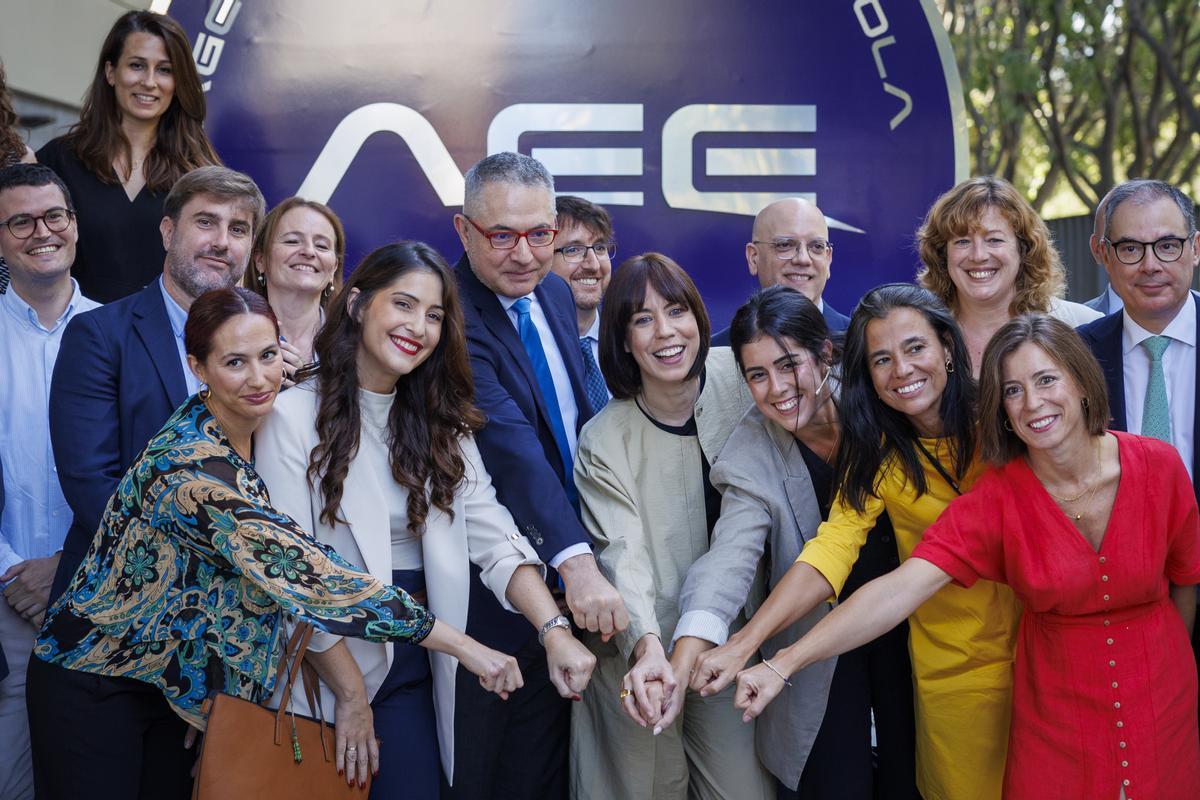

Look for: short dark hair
[1103,179,1196,238]
[0,163,74,209]
[164,166,266,233]
[184,287,278,363]
[462,152,554,218]
[599,252,710,399]
[555,195,614,243]
[729,285,840,374]
[978,313,1110,464]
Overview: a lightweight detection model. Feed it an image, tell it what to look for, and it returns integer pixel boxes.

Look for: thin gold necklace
[1040,438,1102,520]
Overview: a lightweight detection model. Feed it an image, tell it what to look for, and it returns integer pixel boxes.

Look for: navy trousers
[371,569,439,800]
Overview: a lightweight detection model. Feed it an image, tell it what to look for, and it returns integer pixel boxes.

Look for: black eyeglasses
[1102,235,1192,265]
[554,242,616,263]
[0,207,76,239]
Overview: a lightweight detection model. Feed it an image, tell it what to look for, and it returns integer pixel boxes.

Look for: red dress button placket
[1102,559,1130,791]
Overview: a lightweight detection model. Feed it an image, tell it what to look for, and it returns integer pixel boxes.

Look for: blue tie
[580,337,609,413]
[1140,335,1172,443]
[513,297,577,506]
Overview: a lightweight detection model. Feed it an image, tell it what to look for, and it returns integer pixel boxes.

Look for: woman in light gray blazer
[673,287,919,800]
[255,242,595,799]
[570,253,768,800]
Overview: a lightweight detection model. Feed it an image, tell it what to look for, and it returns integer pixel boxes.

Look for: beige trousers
[570,644,774,800]
[0,598,35,800]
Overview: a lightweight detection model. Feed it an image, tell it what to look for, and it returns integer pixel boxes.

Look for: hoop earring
[1003,418,1013,432]
[944,358,955,374]
[256,271,266,287]
[323,283,334,299]
[199,385,210,402]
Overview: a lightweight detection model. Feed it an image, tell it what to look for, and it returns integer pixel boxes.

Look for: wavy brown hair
[916,176,1065,315]
[66,11,220,192]
[244,197,346,309]
[0,61,24,163]
[307,241,484,534]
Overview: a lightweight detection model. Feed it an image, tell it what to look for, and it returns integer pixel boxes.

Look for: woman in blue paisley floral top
[25,287,523,800]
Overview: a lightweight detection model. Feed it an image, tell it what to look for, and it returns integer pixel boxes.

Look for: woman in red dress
[733,313,1200,800]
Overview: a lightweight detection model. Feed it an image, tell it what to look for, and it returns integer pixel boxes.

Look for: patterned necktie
[1140,335,1172,442]
[513,297,577,504]
[580,337,609,413]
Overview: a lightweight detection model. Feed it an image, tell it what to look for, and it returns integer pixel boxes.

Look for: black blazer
[454,256,595,647]
[1076,293,1200,505]
[712,299,850,346]
[48,281,189,598]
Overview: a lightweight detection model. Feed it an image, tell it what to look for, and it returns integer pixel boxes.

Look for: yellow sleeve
[797,484,886,598]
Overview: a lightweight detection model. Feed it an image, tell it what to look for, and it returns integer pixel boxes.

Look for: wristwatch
[538,614,571,646]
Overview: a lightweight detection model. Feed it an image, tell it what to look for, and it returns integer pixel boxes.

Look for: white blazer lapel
[339,449,393,582]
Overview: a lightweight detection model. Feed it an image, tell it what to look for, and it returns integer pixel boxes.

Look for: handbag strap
[269,621,336,762]
[300,657,334,761]
[273,622,314,745]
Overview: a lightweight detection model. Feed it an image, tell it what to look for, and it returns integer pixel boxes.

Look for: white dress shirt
[0,280,100,577]
[498,291,589,568]
[1122,298,1195,479]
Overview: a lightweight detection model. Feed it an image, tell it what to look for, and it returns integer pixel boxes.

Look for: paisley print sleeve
[168,457,434,644]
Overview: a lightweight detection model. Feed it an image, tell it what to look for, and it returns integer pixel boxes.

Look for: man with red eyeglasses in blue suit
[449,152,629,800]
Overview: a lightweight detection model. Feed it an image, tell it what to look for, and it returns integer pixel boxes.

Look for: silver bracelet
[762,658,792,687]
[538,614,571,646]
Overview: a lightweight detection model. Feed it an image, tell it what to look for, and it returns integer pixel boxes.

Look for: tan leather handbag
[191,622,369,798]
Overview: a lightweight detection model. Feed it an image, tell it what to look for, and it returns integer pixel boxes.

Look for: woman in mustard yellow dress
[690,284,1020,800]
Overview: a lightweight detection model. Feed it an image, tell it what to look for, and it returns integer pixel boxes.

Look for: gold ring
[619,689,632,699]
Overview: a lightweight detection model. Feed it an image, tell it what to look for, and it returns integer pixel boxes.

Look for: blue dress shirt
[159,277,201,396]
[0,280,100,577]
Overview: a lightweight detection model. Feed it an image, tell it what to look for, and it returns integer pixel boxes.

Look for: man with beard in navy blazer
[1076,178,1200,724]
[450,152,628,800]
[47,167,263,601]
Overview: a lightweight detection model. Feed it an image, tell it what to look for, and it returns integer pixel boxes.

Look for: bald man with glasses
[713,197,849,345]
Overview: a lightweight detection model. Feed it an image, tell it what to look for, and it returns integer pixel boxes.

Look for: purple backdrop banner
[171,0,965,326]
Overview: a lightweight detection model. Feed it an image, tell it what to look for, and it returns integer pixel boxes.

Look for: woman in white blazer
[255,242,595,798]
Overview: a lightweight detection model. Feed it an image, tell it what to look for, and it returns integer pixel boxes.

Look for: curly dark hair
[0,61,25,164]
[307,241,484,535]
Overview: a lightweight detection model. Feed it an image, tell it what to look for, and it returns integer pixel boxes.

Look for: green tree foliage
[939,0,1200,214]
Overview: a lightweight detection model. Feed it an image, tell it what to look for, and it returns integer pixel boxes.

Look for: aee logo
[295,102,861,232]
[172,0,963,317]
